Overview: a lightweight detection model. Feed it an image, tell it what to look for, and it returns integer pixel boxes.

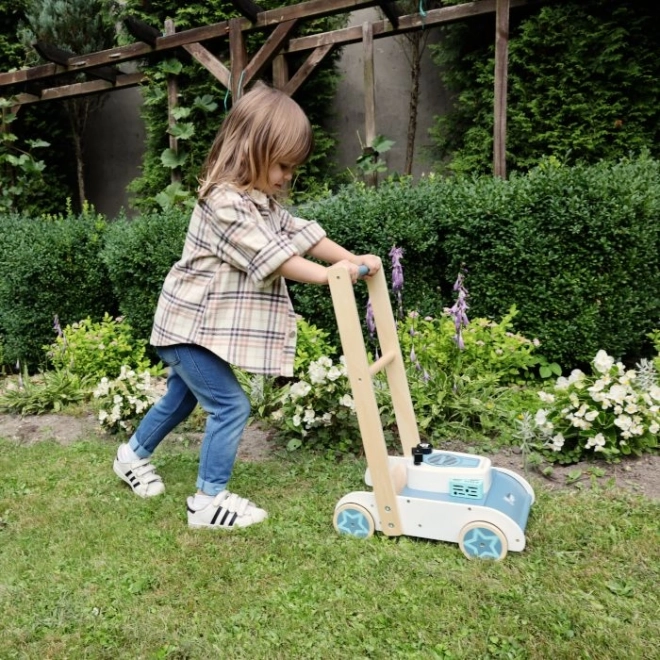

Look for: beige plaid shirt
[150,184,326,376]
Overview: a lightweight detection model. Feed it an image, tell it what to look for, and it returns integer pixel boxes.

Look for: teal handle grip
[358,265,369,278]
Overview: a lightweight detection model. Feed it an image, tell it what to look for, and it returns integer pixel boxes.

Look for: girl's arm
[307,237,382,275]
[276,255,360,285]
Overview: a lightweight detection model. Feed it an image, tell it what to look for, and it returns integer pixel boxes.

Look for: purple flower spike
[448,267,469,350]
[389,246,404,317]
[53,315,63,338]
[366,299,376,338]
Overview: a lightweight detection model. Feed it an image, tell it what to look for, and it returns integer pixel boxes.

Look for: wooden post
[493,0,510,178]
[229,17,248,99]
[272,53,289,91]
[362,22,377,187]
[165,19,181,184]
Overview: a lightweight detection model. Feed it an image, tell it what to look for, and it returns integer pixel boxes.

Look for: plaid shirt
[150,184,326,376]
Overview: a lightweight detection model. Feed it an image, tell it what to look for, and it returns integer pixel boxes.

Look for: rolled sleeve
[203,188,316,288]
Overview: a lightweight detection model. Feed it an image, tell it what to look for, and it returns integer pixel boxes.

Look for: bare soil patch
[1,413,658,500]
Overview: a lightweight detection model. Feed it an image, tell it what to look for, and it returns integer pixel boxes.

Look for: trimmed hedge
[1,156,658,372]
[100,208,188,343]
[0,209,116,369]
[294,155,660,368]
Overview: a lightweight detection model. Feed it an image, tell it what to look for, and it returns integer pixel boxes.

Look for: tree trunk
[405,36,423,176]
[66,98,91,209]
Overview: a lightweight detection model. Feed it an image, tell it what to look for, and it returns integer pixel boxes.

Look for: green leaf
[160,59,183,75]
[193,94,218,113]
[171,106,192,120]
[168,123,195,140]
[160,148,188,168]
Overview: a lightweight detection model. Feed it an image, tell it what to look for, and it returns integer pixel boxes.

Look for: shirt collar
[245,188,271,209]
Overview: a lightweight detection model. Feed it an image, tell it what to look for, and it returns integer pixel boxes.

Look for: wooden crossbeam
[376,1,399,28]
[33,41,118,83]
[14,71,144,105]
[0,0,380,86]
[286,0,532,52]
[283,43,333,96]
[242,19,298,85]
[183,42,231,88]
[230,0,265,22]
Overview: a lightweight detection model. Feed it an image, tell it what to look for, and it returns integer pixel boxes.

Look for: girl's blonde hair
[198,82,313,198]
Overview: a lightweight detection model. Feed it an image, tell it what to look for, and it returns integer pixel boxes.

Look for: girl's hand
[355,254,382,278]
[331,259,361,283]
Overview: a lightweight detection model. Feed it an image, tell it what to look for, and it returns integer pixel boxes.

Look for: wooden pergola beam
[0,0,380,87]
[286,0,531,52]
[33,41,118,83]
[282,43,334,96]
[15,71,144,104]
[242,19,298,85]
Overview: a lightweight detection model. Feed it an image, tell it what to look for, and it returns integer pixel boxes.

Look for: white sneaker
[113,450,165,498]
[187,490,267,529]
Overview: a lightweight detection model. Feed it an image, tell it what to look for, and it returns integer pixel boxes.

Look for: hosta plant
[532,350,659,463]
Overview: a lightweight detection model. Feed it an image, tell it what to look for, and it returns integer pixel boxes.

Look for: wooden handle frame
[327,264,420,537]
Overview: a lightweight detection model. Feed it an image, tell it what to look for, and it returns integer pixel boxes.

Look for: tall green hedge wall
[0,156,658,371]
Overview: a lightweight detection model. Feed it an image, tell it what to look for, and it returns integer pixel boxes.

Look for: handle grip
[358,265,370,278]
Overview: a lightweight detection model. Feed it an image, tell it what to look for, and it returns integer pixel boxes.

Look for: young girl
[113,82,381,529]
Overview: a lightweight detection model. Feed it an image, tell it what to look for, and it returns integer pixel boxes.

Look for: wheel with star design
[333,503,375,539]
[458,521,508,560]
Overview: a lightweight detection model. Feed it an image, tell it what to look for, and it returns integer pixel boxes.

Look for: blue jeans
[128,344,251,496]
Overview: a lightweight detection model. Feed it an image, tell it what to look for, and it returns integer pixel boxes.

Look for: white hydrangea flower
[308,362,327,384]
[326,366,343,381]
[303,408,316,424]
[289,381,312,400]
[568,369,586,383]
[593,350,615,374]
[538,391,555,403]
[292,414,301,427]
[586,433,606,450]
[554,376,570,390]
[549,433,565,451]
[534,409,548,425]
[339,394,354,409]
[607,384,628,405]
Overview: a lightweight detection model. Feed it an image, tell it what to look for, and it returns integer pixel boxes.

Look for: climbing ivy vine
[120,0,346,210]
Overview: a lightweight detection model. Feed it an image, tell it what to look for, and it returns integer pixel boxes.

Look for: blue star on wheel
[463,528,503,559]
[336,510,371,538]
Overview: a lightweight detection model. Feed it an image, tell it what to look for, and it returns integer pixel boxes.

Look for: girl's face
[261,162,295,195]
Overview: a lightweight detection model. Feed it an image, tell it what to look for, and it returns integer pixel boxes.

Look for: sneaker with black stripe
[187,490,267,529]
[113,451,165,498]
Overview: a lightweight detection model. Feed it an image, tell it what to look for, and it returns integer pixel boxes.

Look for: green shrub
[291,177,448,339]
[438,156,660,368]
[101,208,188,343]
[0,205,116,369]
[45,313,154,380]
[292,157,660,369]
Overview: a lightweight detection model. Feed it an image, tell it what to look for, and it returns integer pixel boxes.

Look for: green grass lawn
[0,436,658,660]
